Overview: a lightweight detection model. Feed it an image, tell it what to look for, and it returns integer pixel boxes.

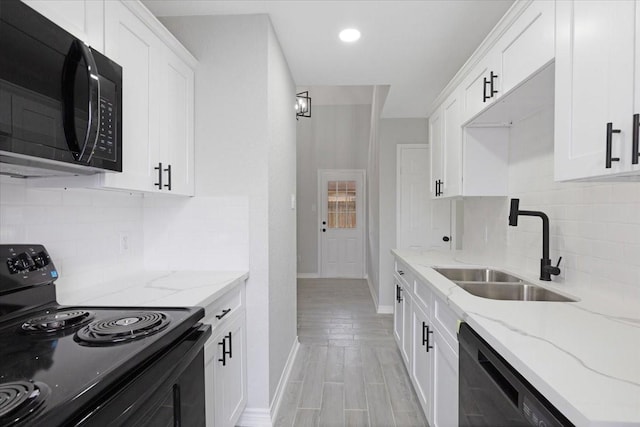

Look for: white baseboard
[237,408,272,427]
[269,338,300,423]
[297,273,319,279]
[377,305,394,314]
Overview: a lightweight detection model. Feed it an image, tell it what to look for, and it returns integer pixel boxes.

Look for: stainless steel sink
[455,281,577,302]
[433,267,522,283]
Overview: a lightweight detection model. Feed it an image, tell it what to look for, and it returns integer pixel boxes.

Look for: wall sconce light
[295,91,311,119]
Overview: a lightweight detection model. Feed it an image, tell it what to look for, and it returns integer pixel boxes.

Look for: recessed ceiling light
[339,28,361,43]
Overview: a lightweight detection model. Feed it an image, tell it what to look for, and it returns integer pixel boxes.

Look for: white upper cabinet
[102,1,195,195]
[22,0,104,51]
[103,0,162,193]
[429,108,444,198]
[555,0,640,181]
[495,0,554,97]
[431,89,462,199]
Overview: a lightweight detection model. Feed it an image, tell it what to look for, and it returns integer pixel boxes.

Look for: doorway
[318,169,366,278]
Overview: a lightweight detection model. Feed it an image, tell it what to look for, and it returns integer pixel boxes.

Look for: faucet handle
[545,257,562,276]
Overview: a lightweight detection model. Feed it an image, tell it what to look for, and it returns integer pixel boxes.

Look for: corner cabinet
[394,259,459,427]
[555,0,640,181]
[203,282,247,427]
[102,1,195,195]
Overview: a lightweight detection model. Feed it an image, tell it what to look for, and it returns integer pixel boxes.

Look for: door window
[327,180,356,229]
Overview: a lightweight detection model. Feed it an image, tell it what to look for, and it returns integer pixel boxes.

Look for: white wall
[464,106,640,299]
[378,118,429,309]
[160,13,297,418]
[296,104,371,274]
[0,177,144,288]
[266,22,297,400]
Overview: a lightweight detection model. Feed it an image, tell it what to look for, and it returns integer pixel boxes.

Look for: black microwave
[0,0,122,178]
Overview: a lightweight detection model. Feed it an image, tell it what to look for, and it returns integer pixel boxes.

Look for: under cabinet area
[555,0,640,181]
[393,259,459,427]
[203,282,247,427]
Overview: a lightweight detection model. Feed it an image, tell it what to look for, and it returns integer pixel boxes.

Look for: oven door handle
[62,39,100,164]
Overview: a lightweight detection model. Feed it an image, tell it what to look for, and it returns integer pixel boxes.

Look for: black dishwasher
[459,323,574,427]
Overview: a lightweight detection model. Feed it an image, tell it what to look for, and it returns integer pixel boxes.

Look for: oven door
[0,0,122,177]
[73,324,211,427]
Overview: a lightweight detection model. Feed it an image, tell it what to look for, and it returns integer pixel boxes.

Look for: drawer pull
[398,270,404,275]
[216,308,231,320]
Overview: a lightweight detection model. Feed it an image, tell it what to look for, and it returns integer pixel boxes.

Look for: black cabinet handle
[396,284,403,303]
[425,325,433,352]
[398,270,404,275]
[225,332,233,359]
[434,180,438,197]
[483,76,490,102]
[154,162,163,189]
[422,321,428,347]
[633,113,639,165]
[218,337,227,366]
[490,71,498,97]
[435,179,443,197]
[164,164,172,190]
[215,308,231,320]
[606,122,621,168]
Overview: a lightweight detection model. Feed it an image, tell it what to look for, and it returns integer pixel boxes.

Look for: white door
[319,170,365,278]
[397,145,451,250]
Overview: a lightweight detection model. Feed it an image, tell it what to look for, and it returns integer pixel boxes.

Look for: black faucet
[508,198,562,281]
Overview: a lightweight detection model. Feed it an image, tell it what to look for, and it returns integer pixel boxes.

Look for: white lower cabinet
[431,327,458,427]
[395,265,459,427]
[411,303,433,421]
[203,284,247,427]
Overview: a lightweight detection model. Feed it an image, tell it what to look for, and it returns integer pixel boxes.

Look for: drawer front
[203,285,243,330]
[431,294,459,354]
[395,260,415,292]
[413,278,432,316]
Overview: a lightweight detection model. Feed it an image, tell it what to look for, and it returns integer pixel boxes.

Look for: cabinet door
[431,328,458,427]
[393,280,404,346]
[159,48,195,195]
[429,107,443,199]
[211,314,247,427]
[103,1,162,193]
[496,0,554,96]
[460,52,499,124]
[401,292,412,367]
[442,91,462,197]
[204,333,218,427]
[411,304,433,423]
[555,0,636,180]
[23,0,104,51]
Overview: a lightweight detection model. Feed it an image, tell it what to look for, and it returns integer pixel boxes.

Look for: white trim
[317,169,367,279]
[269,338,301,422]
[121,1,199,68]
[236,408,272,427]
[296,273,319,279]
[377,305,394,314]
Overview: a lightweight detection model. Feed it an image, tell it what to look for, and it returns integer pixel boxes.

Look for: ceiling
[143,0,514,118]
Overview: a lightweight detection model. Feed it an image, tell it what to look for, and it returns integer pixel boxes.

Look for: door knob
[322,228,326,232]
[442,236,450,242]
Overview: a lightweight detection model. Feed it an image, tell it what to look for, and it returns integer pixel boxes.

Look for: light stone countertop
[56,270,249,313]
[392,249,640,427]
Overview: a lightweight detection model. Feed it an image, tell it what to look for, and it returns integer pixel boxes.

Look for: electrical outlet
[119,232,130,254]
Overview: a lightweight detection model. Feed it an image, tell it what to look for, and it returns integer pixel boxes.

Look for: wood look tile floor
[274,279,428,427]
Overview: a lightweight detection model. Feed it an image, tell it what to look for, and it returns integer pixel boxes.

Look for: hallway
[274,279,427,427]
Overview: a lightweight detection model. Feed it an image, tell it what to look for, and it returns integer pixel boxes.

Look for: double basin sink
[433,268,576,302]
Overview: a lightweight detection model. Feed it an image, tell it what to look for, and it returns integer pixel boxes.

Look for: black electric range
[0,244,211,426]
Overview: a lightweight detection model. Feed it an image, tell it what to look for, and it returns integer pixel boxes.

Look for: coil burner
[75,312,170,345]
[20,310,95,334]
[0,381,50,426]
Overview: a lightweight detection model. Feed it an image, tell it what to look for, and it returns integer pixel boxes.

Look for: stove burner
[21,310,95,334]
[75,312,170,345]
[0,381,49,425]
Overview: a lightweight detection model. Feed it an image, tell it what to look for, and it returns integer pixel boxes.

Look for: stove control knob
[11,253,35,272]
[32,251,49,268]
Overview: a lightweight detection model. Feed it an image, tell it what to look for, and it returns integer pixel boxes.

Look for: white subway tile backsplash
[463,106,640,298]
